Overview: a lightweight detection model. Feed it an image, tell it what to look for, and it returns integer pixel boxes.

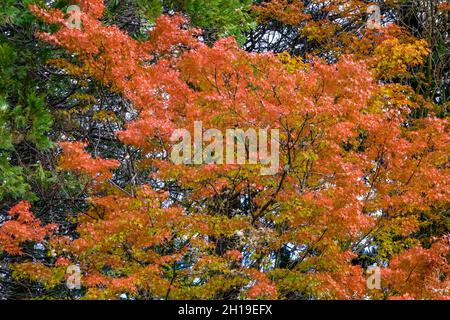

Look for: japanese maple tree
[0,0,448,300]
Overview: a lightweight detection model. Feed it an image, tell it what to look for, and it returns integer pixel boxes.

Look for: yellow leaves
[376,228,421,261]
[372,38,430,80]
[47,58,88,78]
[12,262,66,290]
[191,273,246,299]
[70,92,96,104]
[384,215,421,237]
[368,84,423,114]
[93,110,118,122]
[277,52,308,74]
[53,92,97,131]
[196,255,228,272]
[301,21,337,45]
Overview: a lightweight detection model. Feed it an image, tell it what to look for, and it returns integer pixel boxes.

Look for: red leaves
[0,202,56,255]
[245,269,278,299]
[76,0,105,18]
[224,250,243,261]
[382,239,450,299]
[59,141,119,182]
[19,0,450,300]
[8,201,34,223]
[315,265,367,300]
[143,15,202,54]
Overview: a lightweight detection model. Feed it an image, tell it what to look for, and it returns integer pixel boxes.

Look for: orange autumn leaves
[254,0,431,81]
[254,0,310,25]
[0,202,56,255]
[58,142,119,182]
[0,0,448,300]
[381,241,450,300]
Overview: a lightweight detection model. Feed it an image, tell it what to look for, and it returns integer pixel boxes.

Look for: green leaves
[181,0,255,44]
[0,155,33,201]
[25,93,53,150]
[0,0,22,26]
[136,0,164,22]
[0,93,53,200]
[0,1,54,202]
[134,0,255,43]
[0,0,43,27]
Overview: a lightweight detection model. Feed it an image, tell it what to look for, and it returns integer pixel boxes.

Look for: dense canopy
[0,0,449,300]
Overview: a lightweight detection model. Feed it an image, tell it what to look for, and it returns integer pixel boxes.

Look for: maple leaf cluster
[0,202,56,255]
[0,0,448,300]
